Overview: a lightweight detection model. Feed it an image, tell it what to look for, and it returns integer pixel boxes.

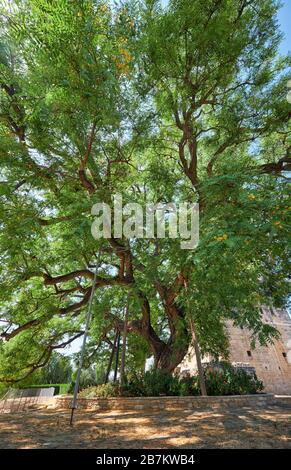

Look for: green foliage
[95,364,107,385]
[122,367,262,397]
[203,362,264,396]
[79,382,120,398]
[0,383,8,399]
[122,370,181,397]
[26,353,73,385]
[0,0,290,382]
[78,363,263,397]
[69,366,97,392]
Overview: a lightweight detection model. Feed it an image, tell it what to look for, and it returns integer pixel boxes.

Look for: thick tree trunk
[154,340,190,373]
[126,316,190,374]
[115,280,191,375]
[140,320,190,374]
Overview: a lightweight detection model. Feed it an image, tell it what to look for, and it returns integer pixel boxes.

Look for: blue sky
[277,0,291,54]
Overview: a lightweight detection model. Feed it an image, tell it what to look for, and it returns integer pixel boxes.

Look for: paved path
[0,404,290,448]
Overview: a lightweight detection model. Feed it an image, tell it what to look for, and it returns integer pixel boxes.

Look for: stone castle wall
[179,307,291,395]
[226,307,291,394]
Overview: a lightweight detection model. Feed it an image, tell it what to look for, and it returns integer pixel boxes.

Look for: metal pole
[105,330,118,384]
[70,263,99,426]
[190,319,207,396]
[184,280,207,396]
[113,332,121,382]
[120,299,129,386]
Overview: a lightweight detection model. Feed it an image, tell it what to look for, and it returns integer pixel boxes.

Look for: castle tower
[226,307,291,395]
[178,307,291,395]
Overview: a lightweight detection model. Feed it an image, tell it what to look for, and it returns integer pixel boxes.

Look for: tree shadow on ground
[0,405,290,449]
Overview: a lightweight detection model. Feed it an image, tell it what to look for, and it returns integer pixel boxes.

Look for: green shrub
[79,382,120,398]
[75,363,264,398]
[122,369,201,397]
[178,374,200,396]
[203,362,264,396]
[0,383,9,399]
[121,372,145,397]
[59,383,71,395]
[122,370,181,397]
[143,369,180,396]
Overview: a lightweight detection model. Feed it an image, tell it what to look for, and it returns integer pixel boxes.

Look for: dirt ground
[0,404,290,449]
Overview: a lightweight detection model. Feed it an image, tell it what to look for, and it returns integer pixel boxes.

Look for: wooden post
[113,332,121,382]
[190,319,207,396]
[184,280,207,396]
[105,330,118,384]
[70,262,99,425]
[120,300,129,386]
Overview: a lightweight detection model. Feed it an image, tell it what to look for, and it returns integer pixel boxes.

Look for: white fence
[0,388,56,413]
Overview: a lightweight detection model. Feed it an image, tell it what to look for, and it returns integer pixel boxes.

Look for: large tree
[0,0,290,382]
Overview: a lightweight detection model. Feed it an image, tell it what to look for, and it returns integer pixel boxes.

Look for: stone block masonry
[226,307,291,395]
[55,394,276,412]
[179,307,291,395]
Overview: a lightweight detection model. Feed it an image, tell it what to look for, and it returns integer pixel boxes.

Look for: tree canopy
[0,0,290,382]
